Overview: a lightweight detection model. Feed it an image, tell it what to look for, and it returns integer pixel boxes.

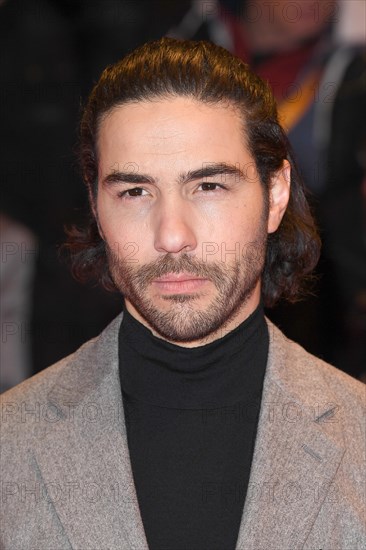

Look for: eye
[117,187,149,199]
[198,182,227,192]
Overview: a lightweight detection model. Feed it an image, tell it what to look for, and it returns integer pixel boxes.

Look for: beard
[106,220,268,344]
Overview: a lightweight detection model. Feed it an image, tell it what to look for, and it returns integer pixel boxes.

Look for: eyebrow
[102,171,153,186]
[101,162,246,187]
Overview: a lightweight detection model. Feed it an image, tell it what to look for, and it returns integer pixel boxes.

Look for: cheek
[97,201,151,265]
[224,199,265,238]
[212,214,263,252]
[96,197,125,248]
[96,192,125,236]
[103,226,144,269]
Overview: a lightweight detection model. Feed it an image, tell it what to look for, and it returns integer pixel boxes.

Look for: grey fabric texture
[1,313,365,549]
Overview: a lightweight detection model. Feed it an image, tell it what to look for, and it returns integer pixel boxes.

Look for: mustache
[107,250,236,289]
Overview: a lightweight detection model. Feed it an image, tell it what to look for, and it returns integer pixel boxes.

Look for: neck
[119,300,268,408]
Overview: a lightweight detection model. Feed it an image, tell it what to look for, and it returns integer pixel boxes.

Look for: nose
[153,195,197,255]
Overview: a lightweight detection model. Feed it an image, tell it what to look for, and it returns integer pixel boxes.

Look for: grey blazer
[1,314,365,549]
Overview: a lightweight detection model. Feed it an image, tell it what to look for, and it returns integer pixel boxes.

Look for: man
[1,38,365,549]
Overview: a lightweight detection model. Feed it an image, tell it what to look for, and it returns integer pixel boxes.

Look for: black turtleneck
[118,304,269,550]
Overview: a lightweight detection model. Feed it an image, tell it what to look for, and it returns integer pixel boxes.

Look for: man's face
[96,97,287,347]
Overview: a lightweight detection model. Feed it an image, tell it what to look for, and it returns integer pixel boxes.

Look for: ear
[267,160,291,234]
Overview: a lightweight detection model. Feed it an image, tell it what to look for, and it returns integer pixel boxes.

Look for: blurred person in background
[0,214,36,392]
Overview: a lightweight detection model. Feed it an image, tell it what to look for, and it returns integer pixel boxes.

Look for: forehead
[97,97,253,175]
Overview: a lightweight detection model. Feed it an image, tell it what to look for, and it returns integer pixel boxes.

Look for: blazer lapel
[235,321,346,549]
[33,314,149,549]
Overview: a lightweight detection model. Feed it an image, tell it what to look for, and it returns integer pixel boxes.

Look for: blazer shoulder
[266,319,366,411]
[1,339,95,407]
[0,313,123,414]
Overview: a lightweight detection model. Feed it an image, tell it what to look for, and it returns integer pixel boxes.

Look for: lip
[153,272,206,283]
[152,273,209,293]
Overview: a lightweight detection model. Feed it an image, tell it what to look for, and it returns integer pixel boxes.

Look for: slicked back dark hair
[66,37,320,307]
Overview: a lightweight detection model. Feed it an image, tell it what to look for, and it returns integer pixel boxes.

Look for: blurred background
[1,0,365,392]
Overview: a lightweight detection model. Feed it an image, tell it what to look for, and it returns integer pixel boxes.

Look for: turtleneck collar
[118,303,269,410]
